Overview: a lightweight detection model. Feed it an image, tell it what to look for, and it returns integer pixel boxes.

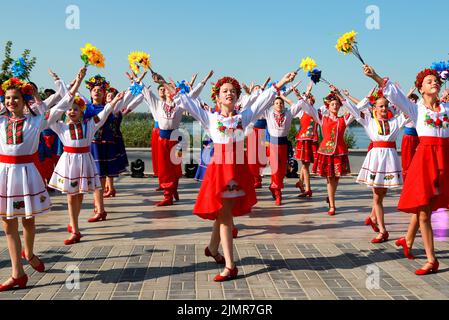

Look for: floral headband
[415,68,442,90]
[211,76,242,103]
[323,92,342,108]
[85,74,110,91]
[73,96,86,112]
[0,77,34,102]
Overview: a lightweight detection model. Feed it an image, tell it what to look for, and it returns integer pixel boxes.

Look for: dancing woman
[163,71,296,281]
[364,64,449,275]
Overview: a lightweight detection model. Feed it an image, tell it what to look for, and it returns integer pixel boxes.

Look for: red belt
[0,153,38,164]
[372,141,397,149]
[419,136,449,146]
[64,146,91,153]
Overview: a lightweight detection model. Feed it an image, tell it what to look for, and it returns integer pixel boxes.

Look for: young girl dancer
[294,92,319,198]
[364,64,449,275]
[163,71,297,281]
[295,82,354,215]
[48,85,124,245]
[336,86,408,243]
[0,68,83,292]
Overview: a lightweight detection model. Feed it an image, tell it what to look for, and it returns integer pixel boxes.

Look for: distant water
[180,122,405,150]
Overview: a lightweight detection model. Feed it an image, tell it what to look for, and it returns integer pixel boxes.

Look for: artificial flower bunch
[299,57,317,73]
[128,51,151,75]
[335,30,365,64]
[10,58,28,79]
[298,57,330,85]
[0,77,34,102]
[80,43,105,68]
[368,88,384,106]
[430,60,449,82]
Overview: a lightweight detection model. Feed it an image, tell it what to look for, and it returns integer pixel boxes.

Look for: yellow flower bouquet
[335,30,365,64]
[80,43,105,68]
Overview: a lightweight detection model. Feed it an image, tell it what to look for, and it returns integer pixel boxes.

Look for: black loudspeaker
[184,164,199,178]
[131,159,145,178]
[286,159,299,178]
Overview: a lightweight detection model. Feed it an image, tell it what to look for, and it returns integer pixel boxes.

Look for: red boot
[274,190,282,206]
[157,190,174,206]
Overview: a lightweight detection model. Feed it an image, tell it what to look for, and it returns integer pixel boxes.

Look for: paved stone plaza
[0,174,449,300]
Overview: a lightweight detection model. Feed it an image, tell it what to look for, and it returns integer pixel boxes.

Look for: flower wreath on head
[73,95,86,112]
[0,77,34,102]
[368,89,384,107]
[415,68,442,90]
[85,75,110,91]
[323,92,342,108]
[211,76,242,104]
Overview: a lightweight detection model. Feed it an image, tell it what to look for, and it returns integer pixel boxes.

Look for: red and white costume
[382,80,449,213]
[174,86,279,220]
[300,101,354,177]
[48,101,116,194]
[295,110,319,163]
[142,82,206,199]
[0,93,73,219]
[344,98,408,188]
[264,103,302,192]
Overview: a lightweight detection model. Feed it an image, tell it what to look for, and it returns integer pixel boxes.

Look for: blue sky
[1,0,448,111]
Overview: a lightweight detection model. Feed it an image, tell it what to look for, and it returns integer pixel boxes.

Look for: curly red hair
[211,76,241,104]
[415,68,442,90]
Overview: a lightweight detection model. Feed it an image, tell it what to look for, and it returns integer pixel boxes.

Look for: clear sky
[1,0,448,111]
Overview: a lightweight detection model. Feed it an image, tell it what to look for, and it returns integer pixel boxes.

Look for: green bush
[344,131,357,149]
[122,113,153,147]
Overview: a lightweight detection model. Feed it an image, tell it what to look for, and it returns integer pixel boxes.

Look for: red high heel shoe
[298,190,313,198]
[371,231,389,243]
[232,227,238,239]
[21,251,45,273]
[275,195,282,206]
[328,207,336,216]
[214,266,238,282]
[67,224,84,238]
[395,237,415,259]
[415,260,439,275]
[0,274,28,292]
[64,232,82,245]
[88,211,107,223]
[295,181,305,193]
[364,216,380,233]
[205,247,225,264]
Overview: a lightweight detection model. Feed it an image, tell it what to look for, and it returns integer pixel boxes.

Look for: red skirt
[247,127,268,178]
[157,137,182,190]
[312,153,351,178]
[398,137,449,214]
[151,128,160,176]
[193,143,257,220]
[295,140,318,163]
[401,134,420,180]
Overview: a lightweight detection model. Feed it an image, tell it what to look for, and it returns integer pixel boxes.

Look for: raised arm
[45,67,86,126]
[241,71,297,126]
[189,70,213,99]
[142,85,160,119]
[363,65,417,122]
[173,91,210,129]
[93,92,125,131]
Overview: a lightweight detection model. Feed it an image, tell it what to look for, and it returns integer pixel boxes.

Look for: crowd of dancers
[0,55,448,291]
